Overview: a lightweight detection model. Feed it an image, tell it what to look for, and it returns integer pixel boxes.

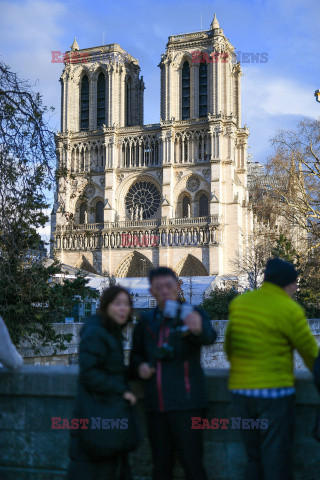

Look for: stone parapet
[0,366,319,479]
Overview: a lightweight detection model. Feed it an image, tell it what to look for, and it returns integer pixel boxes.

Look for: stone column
[61,70,69,132]
[104,170,117,222]
[166,60,170,120]
[168,130,174,164]
[236,67,242,128]
[120,67,126,127]
[181,137,185,163]
[139,141,142,167]
[60,79,64,132]
[109,67,114,126]
[176,66,182,120]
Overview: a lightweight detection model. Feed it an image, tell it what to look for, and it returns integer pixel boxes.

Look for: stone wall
[0,366,320,479]
[20,323,84,366]
[21,320,320,370]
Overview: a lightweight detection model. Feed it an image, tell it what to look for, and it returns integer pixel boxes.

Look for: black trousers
[230,393,295,480]
[146,409,208,480]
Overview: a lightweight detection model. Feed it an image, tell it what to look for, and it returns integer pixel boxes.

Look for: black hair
[97,286,133,331]
[148,267,178,284]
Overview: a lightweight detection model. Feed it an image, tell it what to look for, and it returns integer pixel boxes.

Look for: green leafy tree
[0,61,99,352]
[200,288,239,320]
[271,232,301,268]
[2,260,100,353]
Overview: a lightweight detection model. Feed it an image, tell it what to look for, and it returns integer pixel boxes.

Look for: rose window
[187,175,200,192]
[125,181,161,219]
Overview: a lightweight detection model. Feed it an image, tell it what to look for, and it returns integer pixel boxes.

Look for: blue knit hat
[264,257,298,288]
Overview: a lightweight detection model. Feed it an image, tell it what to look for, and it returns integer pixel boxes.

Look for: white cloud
[242,66,320,119]
[240,66,320,163]
[38,222,51,246]
[0,0,67,129]
[0,0,66,47]
[37,208,52,248]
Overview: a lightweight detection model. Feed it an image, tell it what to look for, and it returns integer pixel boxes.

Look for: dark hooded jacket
[68,314,130,471]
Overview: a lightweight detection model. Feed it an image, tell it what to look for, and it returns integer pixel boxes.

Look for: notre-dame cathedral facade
[51,15,253,278]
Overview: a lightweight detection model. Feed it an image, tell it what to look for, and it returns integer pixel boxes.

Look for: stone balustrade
[0,366,319,479]
[53,216,220,250]
[55,215,219,232]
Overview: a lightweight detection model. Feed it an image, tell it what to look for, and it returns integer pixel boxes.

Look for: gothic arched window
[80,202,88,224]
[97,73,106,128]
[95,201,104,223]
[199,194,209,217]
[182,196,191,218]
[80,75,89,131]
[182,61,190,120]
[199,63,207,117]
[144,143,150,166]
[154,141,159,165]
[184,138,188,162]
[198,138,202,160]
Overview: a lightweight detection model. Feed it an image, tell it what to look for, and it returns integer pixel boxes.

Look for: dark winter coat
[129,306,217,412]
[313,351,320,395]
[67,314,132,480]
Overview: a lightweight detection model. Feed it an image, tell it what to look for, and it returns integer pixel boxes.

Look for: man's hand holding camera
[183,311,203,335]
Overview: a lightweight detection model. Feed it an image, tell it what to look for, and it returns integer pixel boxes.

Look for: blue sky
[1,0,319,242]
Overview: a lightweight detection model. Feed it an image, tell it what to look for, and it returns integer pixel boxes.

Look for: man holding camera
[129,267,217,480]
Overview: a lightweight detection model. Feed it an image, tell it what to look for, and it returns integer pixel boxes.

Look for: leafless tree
[264,117,320,252]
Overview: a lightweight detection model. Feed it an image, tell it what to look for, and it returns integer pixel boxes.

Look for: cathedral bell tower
[159,14,242,126]
[59,40,144,132]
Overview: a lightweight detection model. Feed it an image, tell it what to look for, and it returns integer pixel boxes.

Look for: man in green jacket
[225,257,319,480]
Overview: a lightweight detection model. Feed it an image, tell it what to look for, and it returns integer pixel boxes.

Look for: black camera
[154,301,195,361]
[155,342,175,361]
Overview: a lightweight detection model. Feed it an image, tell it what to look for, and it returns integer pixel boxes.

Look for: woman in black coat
[67,286,137,480]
